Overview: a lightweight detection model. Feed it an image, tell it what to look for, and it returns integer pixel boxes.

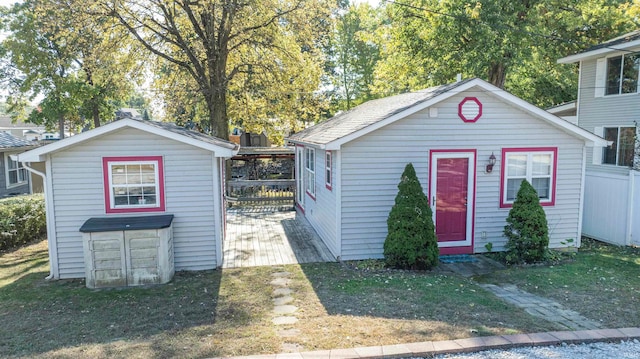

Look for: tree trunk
[488,62,507,89]
[58,114,65,139]
[208,87,229,140]
[92,103,100,128]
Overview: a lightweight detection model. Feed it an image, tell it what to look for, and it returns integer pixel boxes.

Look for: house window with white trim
[501,148,557,208]
[603,126,634,167]
[325,151,332,190]
[606,52,640,95]
[103,156,165,213]
[305,148,315,197]
[5,154,28,187]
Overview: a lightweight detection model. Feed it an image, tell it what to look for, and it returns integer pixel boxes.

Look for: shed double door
[430,151,475,254]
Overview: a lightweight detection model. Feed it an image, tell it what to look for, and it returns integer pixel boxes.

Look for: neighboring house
[558,30,640,246]
[19,118,239,281]
[0,115,46,139]
[0,132,35,198]
[287,78,608,260]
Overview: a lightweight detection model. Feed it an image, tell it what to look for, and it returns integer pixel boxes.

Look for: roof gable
[19,118,239,162]
[287,78,608,150]
[558,30,640,63]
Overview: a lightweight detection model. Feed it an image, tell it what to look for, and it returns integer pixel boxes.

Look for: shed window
[500,148,557,208]
[5,153,28,188]
[606,52,640,95]
[325,151,332,190]
[103,156,165,213]
[305,148,315,198]
[603,127,634,167]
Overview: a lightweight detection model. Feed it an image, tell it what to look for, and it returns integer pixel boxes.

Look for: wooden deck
[223,207,335,268]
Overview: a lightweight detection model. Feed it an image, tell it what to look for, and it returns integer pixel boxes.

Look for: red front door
[435,157,469,243]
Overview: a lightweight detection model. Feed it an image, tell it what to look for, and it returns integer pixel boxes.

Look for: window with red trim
[103,156,165,213]
[501,148,557,208]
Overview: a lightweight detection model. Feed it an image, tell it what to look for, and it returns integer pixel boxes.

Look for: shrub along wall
[0,194,46,251]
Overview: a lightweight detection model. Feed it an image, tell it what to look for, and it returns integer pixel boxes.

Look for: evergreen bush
[0,194,46,250]
[503,180,549,264]
[383,163,439,269]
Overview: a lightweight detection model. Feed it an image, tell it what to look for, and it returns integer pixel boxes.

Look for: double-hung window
[501,148,557,208]
[103,156,165,213]
[606,52,640,95]
[603,126,635,167]
[304,148,315,198]
[325,151,332,190]
[5,153,28,187]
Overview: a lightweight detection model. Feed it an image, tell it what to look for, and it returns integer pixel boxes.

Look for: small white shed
[287,78,609,259]
[19,119,238,281]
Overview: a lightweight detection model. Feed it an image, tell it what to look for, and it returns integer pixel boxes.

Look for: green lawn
[1,238,637,358]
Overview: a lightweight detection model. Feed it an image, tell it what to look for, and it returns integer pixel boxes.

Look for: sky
[0,0,18,7]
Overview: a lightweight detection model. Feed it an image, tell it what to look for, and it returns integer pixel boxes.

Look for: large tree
[373,0,639,107]
[98,0,333,140]
[1,0,141,136]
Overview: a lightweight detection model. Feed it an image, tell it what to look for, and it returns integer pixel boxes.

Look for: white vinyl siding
[337,90,585,259]
[578,57,640,176]
[50,128,222,278]
[298,146,339,256]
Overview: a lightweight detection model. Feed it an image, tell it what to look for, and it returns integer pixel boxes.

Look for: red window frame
[102,156,166,214]
[500,148,557,208]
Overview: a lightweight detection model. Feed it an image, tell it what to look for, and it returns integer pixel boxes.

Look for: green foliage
[384,163,439,270]
[0,194,46,251]
[503,180,549,264]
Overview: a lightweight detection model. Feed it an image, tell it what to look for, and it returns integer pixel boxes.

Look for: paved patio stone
[501,333,534,345]
[527,332,561,345]
[328,348,359,359]
[431,339,464,354]
[353,345,383,357]
[270,277,290,287]
[300,350,332,359]
[381,344,412,357]
[404,341,435,355]
[619,327,640,337]
[547,330,581,342]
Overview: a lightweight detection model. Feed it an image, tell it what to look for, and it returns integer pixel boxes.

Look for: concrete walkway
[478,283,602,330]
[213,327,640,359]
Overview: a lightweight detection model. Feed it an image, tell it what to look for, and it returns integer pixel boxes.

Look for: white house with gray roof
[287,78,608,259]
[19,118,239,281]
[558,30,640,246]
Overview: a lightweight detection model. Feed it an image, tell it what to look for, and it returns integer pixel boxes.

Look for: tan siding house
[19,119,238,280]
[288,78,608,260]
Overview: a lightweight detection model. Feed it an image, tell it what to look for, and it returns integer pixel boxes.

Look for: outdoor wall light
[486,152,497,173]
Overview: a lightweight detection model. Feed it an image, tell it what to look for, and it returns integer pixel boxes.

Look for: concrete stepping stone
[273,288,293,297]
[274,305,298,315]
[274,296,294,305]
[270,277,290,287]
[273,316,298,325]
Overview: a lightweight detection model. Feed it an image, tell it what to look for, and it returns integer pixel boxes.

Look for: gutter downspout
[23,162,57,280]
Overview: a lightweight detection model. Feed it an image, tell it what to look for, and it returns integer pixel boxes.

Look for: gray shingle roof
[582,30,640,53]
[0,132,34,149]
[287,78,475,146]
[130,118,239,150]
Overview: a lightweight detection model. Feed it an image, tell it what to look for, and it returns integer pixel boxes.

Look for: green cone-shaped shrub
[383,163,439,269]
[503,180,549,264]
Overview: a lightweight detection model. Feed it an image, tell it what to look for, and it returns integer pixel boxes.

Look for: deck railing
[226,179,295,208]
